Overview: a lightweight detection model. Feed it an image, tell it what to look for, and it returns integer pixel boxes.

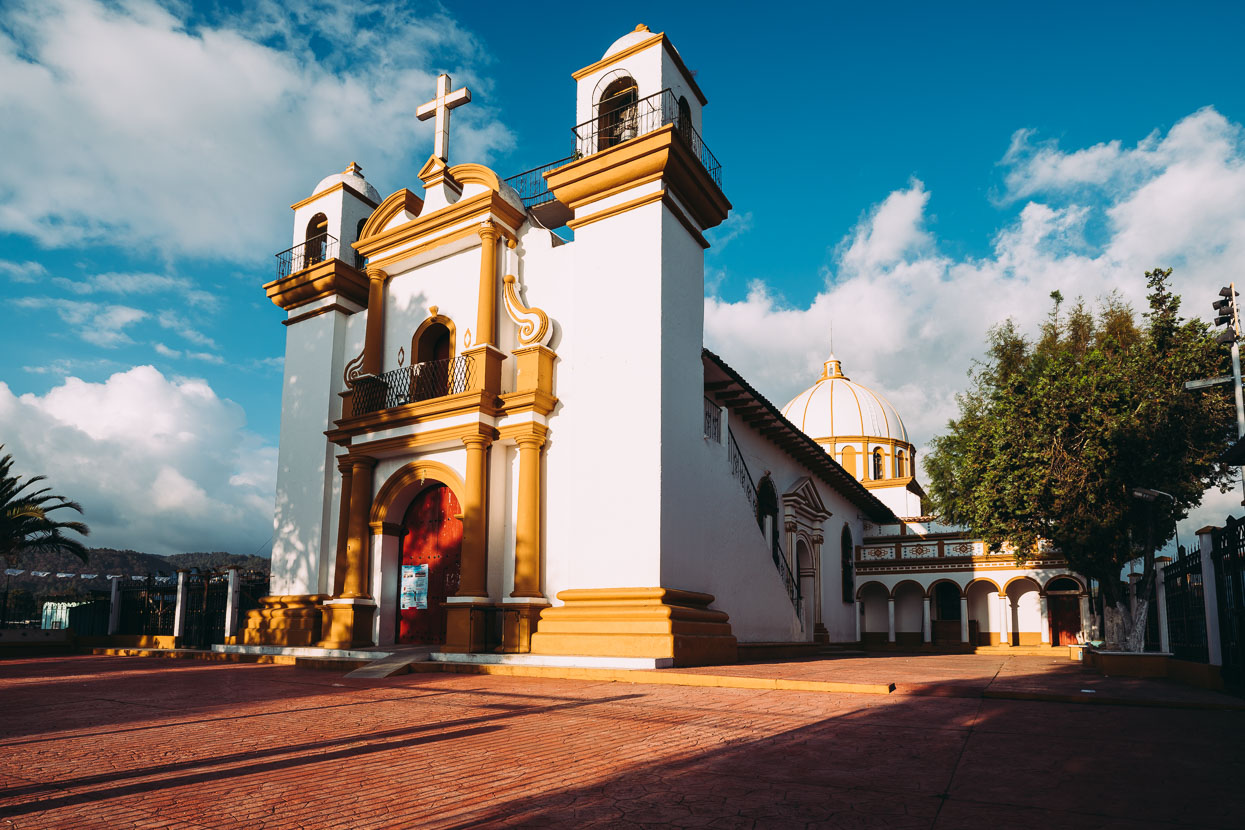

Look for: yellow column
[341,455,376,598]
[476,221,498,347]
[362,266,387,375]
[332,457,353,596]
[510,434,545,598]
[457,434,490,598]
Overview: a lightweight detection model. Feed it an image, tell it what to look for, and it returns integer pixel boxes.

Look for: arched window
[757,476,780,553]
[677,95,692,141]
[411,318,455,400]
[305,213,328,267]
[1047,577,1081,593]
[895,449,907,478]
[840,446,857,479]
[872,448,884,481]
[354,218,368,268]
[598,77,638,151]
[841,525,854,603]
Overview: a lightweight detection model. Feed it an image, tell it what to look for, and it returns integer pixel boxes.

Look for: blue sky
[3,0,1245,555]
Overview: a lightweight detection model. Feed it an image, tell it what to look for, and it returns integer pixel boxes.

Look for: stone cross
[416,73,472,162]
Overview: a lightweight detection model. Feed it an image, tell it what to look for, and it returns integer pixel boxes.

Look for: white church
[246,25,1092,666]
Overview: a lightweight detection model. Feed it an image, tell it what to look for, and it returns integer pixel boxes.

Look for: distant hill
[2,547,269,596]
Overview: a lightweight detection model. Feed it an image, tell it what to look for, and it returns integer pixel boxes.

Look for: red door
[397,485,463,644]
[1048,595,1080,646]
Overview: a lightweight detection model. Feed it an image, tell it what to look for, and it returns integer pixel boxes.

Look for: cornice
[262,258,368,312]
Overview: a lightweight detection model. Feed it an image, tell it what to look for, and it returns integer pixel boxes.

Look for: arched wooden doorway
[1046,576,1083,646]
[396,483,463,644]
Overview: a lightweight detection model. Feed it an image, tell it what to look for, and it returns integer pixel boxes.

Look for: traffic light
[1214,284,1240,344]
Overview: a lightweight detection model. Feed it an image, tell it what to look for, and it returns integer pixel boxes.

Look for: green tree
[925,269,1235,651]
[0,446,90,566]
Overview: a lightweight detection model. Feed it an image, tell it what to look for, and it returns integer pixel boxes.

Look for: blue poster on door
[400,564,429,610]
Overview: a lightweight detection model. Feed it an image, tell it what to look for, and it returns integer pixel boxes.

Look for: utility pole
[1209,283,1245,503]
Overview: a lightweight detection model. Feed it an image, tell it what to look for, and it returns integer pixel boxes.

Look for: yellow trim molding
[263,258,369,312]
[371,459,468,525]
[359,189,424,241]
[567,189,666,230]
[290,180,379,211]
[546,126,730,231]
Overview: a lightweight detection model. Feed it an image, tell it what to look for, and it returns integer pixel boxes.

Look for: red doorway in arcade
[396,484,463,645]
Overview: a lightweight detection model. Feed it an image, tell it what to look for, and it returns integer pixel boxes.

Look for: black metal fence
[182,571,229,650]
[67,599,110,636]
[571,88,722,190]
[1212,516,1245,691]
[118,578,177,636]
[352,355,475,416]
[502,155,577,209]
[1163,552,1209,663]
[274,232,363,280]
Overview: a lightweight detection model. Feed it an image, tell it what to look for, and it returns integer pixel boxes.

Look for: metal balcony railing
[503,155,577,209]
[274,233,366,280]
[351,355,475,416]
[727,427,801,619]
[571,88,722,190]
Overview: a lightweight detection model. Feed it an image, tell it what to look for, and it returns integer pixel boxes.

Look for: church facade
[248,25,1092,666]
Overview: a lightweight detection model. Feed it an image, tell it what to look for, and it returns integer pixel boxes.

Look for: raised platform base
[529,587,738,667]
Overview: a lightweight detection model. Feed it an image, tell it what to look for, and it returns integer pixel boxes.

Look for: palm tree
[0,446,90,565]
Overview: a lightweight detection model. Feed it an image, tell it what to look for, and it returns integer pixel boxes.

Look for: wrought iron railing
[503,155,577,209]
[703,396,721,442]
[571,88,722,190]
[351,355,475,416]
[1162,552,1209,663]
[275,232,340,280]
[118,577,176,636]
[727,427,801,619]
[1212,516,1245,690]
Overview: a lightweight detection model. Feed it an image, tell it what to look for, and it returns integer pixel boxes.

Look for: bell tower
[535,25,732,634]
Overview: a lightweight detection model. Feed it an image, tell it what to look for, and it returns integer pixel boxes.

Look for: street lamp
[1192,283,1245,504]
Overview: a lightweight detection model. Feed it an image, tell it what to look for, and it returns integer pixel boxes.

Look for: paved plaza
[1,653,1243,828]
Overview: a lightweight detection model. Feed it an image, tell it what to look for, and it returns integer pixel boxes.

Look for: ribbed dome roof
[603,24,655,58]
[312,162,381,204]
[781,355,908,443]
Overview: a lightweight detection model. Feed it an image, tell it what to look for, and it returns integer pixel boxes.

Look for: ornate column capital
[462,434,492,451]
[348,454,377,473]
[365,265,388,283]
[514,434,546,451]
[477,218,499,242]
[337,456,355,474]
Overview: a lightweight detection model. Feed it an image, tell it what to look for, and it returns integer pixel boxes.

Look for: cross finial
[416,73,472,162]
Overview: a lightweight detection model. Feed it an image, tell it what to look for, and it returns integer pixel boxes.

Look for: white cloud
[54,272,217,309]
[705,107,1245,538]
[16,297,147,347]
[156,309,217,350]
[0,260,48,283]
[0,0,513,262]
[0,367,276,555]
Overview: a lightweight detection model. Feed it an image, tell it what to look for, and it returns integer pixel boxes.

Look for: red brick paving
[0,655,1241,828]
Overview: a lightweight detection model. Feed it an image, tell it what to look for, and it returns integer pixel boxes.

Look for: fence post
[172,570,188,644]
[108,577,121,635]
[1156,560,1171,653]
[224,566,242,640]
[1197,527,1223,666]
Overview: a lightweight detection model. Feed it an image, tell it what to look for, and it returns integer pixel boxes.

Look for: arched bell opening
[597,76,638,151]
[305,212,328,267]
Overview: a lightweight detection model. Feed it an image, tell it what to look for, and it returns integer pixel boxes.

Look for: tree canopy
[924,269,1235,640]
[0,446,90,565]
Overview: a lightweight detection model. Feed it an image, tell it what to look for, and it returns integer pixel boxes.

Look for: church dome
[781,355,908,443]
[311,163,381,204]
[603,24,655,58]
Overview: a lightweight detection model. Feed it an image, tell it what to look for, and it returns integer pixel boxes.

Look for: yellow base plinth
[318,601,376,649]
[239,595,329,647]
[529,587,738,667]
